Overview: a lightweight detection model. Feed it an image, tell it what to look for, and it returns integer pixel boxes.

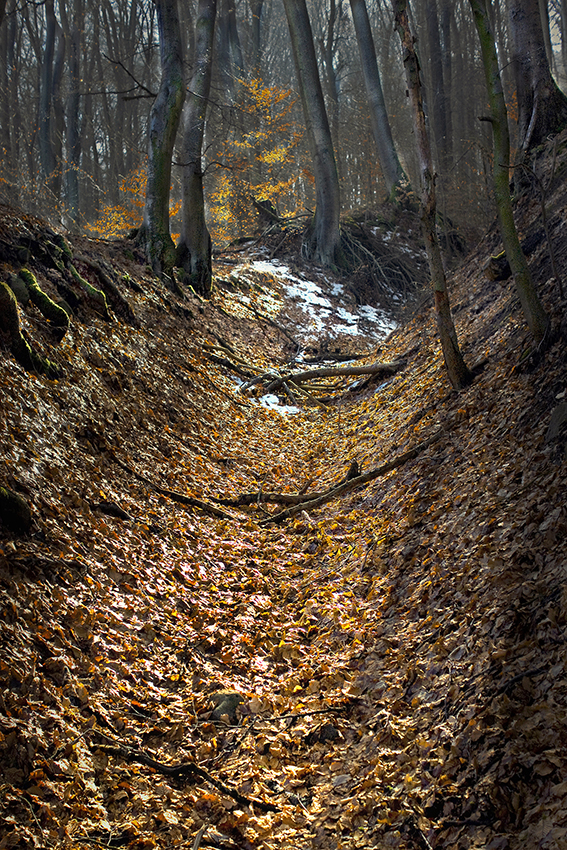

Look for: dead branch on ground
[93,742,279,813]
[262,429,443,523]
[216,430,443,520]
[109,453,234,521]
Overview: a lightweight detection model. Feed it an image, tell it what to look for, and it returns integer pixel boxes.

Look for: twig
[493,664,547,697]
[193,825,208,850]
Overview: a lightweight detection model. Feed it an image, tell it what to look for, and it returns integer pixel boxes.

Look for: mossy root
[0,282,61,378]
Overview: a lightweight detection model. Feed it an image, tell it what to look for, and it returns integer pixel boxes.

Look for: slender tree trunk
[0,14,10,180]
[538,0,553,71]
[423,0,448,174]
[141,0,185,277]
[282,0,341,267]
[248,0,264,73]
[392,0,472,390]
[177,0,216,297]
[349,0,407,198]
[60,0,83,225]
[561,0,567,83]
[66,1,82,224]
[509,0,567,154]
[39,0,57,189]
[469,0,549,344]
[439,0,453,168]
[319,0,341,179]
[217,0,244,100]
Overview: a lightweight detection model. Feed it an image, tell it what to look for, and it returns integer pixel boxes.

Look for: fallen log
[264,360,404,392]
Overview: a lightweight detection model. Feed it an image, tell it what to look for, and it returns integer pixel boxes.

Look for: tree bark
[39,0,57,191]
[509,0,567,155]
[392,0,472,391]
[470,0,549,345]
[423,0,449,174]
[247,0,264,73]
[177,0,216,297]
[140,0,185,277]
[59,0,83,225]
[282,0,341,267]
[349,0,407,198]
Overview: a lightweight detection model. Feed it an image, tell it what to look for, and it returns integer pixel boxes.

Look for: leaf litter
[1,147,567,850]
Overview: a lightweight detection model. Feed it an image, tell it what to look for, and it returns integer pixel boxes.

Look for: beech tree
[177,0,217,297]
[349,0,407,198]
[281,0,341,267]
[392,0,472,390]
[509,0,567,155]
[140,0,185,277]
[469,0,549,345]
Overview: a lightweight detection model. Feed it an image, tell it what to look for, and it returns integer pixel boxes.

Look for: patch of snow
[244,258,397,344]
[259,394,299,415]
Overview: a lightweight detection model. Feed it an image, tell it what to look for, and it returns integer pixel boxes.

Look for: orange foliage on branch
[208,78,307,244]
[85,164,181,240]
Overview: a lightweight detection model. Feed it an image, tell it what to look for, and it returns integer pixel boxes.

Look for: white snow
[223,258,398,411]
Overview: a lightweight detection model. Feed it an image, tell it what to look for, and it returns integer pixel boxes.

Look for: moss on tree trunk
[470,0,549,345]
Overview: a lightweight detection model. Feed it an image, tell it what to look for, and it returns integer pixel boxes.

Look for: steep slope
[1,134,567,850]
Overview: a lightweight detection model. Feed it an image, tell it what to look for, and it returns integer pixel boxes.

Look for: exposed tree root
[0,282,61,379]
[92,739,280,813]
[14,269,70,339]
[76,255,138,325]
[109,452,234,520]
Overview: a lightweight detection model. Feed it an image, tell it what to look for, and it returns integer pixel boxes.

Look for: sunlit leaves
[208,77,306,245]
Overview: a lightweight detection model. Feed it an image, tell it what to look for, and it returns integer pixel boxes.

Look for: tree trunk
[423,0,449,174]
[247,0,264,73]
[538,0,553,72]
[469,0,549,344]
[59,0,83,225]
[439,0,453,169]
[509,0,567,154]
[177,0,216,297]
[561,0,567,83]
[39,0,57,190]
[141,0,185,277]
[319,0,341,179]
[282,0,341,267]
[349,0,407,198]
[392,0,472,391]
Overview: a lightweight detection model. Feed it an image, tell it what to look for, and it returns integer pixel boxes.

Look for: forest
[1,1,567,849]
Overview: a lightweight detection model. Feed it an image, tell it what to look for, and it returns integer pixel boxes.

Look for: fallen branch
[262,429,444,523]
[93,742,279,813]
[260,361,404,394]
[109,453,234,520]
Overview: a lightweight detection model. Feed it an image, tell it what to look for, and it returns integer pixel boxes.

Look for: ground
[1,133,567,850]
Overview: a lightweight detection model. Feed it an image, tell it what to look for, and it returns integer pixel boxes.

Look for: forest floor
[1,135,567,850]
